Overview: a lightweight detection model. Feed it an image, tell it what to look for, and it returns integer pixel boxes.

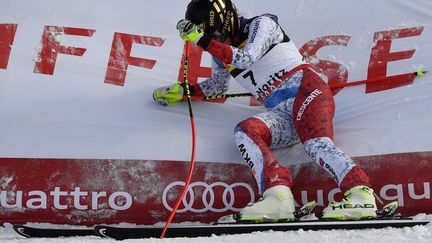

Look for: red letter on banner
[0,24,18,70]
[177,43,222,103]
[177,43,211,85]
[105,33,165,86]
[299,35,351,95]
[34,26,95,75]
[367,27,424,93]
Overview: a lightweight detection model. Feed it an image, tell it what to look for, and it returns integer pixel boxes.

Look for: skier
[153,0,377,222]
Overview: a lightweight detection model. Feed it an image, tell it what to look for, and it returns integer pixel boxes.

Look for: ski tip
[294,201,318,219]
[12,225,31,238]
[299,200,317,210]
[388,201,399,207]
[384,201,399,211]
[376,201,399,217]
[307,200,317,207]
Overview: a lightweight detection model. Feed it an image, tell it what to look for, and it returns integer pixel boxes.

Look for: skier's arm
[153,58,230,105]
[181,16,285,69]
[208,17,284,69]
[197,58,231,96]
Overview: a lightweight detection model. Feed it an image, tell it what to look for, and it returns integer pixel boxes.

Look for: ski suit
[194,14,370,195]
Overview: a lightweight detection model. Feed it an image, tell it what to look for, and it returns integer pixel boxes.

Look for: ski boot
[321,185,377,220]
[238,185,295,223]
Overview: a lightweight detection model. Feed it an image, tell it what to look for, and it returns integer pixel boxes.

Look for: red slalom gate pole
[160,41,197,239]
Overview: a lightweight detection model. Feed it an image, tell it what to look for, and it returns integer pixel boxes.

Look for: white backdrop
[0,0,431,164]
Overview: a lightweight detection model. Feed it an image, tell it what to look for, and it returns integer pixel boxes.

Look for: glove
[176,19,204,43]
[153,83,184,106]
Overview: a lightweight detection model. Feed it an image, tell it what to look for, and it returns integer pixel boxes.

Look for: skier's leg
[303,137,371,192]
[235,117,294,193]
[234,116,295,222]
[293,67,377,220]
[303,137,376,219]
[233,84,305,222]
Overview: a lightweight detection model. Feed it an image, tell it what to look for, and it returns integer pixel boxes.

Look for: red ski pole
[160,41,197,239]
[189,69,427,101]
[329,69,427,89]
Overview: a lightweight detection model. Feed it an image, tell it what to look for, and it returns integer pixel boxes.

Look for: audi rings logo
[162,181,255,213]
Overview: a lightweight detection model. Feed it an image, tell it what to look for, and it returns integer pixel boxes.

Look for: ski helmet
[185,0,237,39]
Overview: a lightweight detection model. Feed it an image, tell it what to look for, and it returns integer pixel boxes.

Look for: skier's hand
[176,19,204,43]
[153,83,184,106]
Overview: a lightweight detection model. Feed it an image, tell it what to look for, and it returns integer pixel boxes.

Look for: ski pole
[198,92,253,100]
[329,69,427,89]
[189,69,427,101]
[161,41,197,239]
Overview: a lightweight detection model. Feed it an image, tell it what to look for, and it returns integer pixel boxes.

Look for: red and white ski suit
[194,14,370,194]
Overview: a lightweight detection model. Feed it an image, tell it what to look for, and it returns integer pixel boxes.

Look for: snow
[2,223,432,243]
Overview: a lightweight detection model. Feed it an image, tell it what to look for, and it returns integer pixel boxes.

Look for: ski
[12,225,96,238]
[12,202,431,239]
[13,218,431,240]
[94,201,430,240]
[94,219,431,240]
